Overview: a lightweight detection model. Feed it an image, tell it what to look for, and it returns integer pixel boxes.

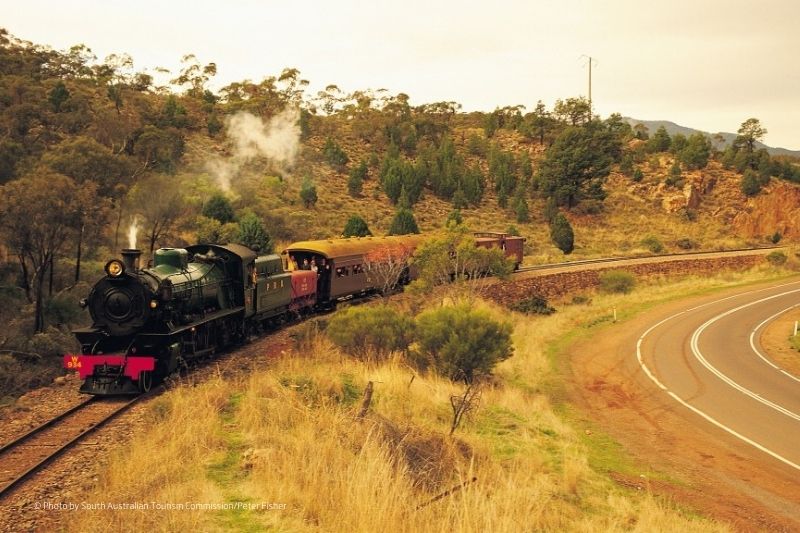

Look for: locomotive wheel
[138,370,153,393]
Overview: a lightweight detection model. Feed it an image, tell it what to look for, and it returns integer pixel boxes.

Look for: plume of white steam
[207,108,301,191]
[127,216,140,249]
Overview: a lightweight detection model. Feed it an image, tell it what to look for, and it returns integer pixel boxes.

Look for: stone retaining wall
[488,254,764,306]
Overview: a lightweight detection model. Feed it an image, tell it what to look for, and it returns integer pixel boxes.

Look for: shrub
[514,196,530,222]
[741,169,761,196]
[619,154,633,176]
[388,207,419,235]
[299,177,318,208]
[445,209,463,227]
[679,208,698,222]
[466,133,487,156]
[347,160,368,197]
[342,215,372,238]
[414,304,513,383]
[640,235,664,253]
[570,295,592,305]
[675,238,696,250]
[632,168,644,182]
[766,251,787,266]
[237,211,273,252]
[665,161,683,188]
[202,193,235,224]
[322,137,349,168]
[510,295,555,315]
[770,231,782,244]
[550,213,574,254]
[599,270,636,294]
[326,305,415,361]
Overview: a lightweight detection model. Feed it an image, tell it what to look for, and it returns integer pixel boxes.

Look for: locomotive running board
[135,306,246,342]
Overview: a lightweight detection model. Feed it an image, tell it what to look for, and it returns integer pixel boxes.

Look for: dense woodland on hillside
[0,28,798,396]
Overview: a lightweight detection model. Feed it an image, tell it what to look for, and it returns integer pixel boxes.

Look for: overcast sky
[4,0,799,149]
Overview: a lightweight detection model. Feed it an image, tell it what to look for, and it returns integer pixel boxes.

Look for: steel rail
[0,391,156,499]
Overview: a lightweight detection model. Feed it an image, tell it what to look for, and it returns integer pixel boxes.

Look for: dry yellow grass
[69,266,797,532]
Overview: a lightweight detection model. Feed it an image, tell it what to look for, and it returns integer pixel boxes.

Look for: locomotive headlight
[105,259,125,278]
[149,299,159,309]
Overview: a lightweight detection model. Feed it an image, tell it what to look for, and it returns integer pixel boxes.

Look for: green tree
[196,215,239,244]
[42,136,133,198]
[411,226,512,290]
[553,97,591,126]
[741,169,762,197]
[514,194,529,223]
[520,100,554,145]
[388,207,419,235]
[633,123,649,140]
[237,211,272,252]
[680,133,711,170]
[632,167,644,182]
[647,126,671,153]
[537,125,615,208]
[666,160,682,187]
[347,159,368,197]
[670,133,687,154]
[735,118,767,153]
[170,54,217,99]
[342,215,372,237]
[550,212,574,254]
[446,209,463,227]
[414,304,513,383]
[48,81,70,112]
[300,177,318,208]
[322,137,349,168]
[202,193,235,224]
[0,171,82,332]
[483,110,500,138]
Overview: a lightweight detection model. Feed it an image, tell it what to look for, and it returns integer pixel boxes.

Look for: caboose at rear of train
[65,244,315,395]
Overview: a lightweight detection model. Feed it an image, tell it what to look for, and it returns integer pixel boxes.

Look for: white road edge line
[690,289,800,423]
[749,305,800,384]
[635,281,800,472]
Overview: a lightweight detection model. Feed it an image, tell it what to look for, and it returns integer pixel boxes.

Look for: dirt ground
[566,289,800,532]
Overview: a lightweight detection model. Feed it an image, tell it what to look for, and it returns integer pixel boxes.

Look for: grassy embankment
[71,262,797,532]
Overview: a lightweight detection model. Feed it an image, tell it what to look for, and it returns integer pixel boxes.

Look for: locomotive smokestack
[121,249,142,272]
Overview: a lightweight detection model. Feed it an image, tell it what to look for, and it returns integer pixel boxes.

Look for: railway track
[0,393,150,499]
[515,245,781,274]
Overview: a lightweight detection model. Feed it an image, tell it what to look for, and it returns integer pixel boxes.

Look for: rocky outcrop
[733,182,800,238]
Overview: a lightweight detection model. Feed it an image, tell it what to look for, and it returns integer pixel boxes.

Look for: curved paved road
[637,279,800,473]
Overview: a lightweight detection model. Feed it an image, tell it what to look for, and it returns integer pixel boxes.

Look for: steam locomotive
[65,233,524,395]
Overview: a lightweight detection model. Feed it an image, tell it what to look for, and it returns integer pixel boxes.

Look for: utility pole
[580,55,598,120]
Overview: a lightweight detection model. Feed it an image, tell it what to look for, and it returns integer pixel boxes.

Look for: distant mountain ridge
[622,117,800,158]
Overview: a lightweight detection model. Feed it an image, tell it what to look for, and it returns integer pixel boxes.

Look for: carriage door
[245,261,257,316]
[317,255,332,300]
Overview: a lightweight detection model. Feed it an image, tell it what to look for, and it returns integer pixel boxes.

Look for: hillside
[623,117,800,157]
[192,122,799,262]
